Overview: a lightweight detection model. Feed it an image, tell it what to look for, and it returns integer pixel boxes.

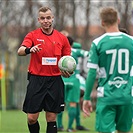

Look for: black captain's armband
[25,47,31,54]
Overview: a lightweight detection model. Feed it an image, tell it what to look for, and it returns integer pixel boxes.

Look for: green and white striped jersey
[87,32,133,105]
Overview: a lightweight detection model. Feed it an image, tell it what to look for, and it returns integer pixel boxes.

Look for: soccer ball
[58,56,76,73]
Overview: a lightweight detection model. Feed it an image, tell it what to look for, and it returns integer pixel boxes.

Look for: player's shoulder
[120,32,133,39]
[93,34,107,46]
[93,32,133,46]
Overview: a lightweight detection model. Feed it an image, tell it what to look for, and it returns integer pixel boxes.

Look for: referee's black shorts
[23,73,65,114]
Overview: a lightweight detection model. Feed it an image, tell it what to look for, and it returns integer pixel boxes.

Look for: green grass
[0,110,133,133]
[0,110,95,133]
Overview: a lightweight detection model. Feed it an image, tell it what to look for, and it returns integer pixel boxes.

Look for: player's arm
[82,68,96,117]
[82,42,98,116]
[84,68,97,100]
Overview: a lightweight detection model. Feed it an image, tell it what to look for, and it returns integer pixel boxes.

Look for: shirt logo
[42,57,57,65]
[60,104,65,107]
[108,76,128,88]
[37,39,45,44]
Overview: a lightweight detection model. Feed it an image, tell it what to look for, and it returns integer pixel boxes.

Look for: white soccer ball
[58,56,76,73]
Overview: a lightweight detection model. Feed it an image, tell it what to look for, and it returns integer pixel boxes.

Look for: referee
[17,6,71,133]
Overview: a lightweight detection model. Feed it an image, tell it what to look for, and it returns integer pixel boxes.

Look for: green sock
[76,103,81,127]
[68,106,76,129]
[57,112,63,128]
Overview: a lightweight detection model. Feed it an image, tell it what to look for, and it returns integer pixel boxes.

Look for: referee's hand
[30,44,42,53]
[60,70,72,78]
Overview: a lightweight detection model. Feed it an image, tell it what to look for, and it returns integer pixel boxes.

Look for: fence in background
[0,50,30,110]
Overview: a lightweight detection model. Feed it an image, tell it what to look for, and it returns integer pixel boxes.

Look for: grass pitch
[0,110,133,133]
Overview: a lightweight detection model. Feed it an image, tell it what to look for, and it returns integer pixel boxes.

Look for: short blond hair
[38,6,52,13]
[100,7,118,26]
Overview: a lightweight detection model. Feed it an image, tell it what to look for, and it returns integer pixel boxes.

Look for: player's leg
[75,84,82,128]
[96,104,116,133]
[78,75,85,110]
[132,103,133,123]
[57,112,64,131]
[27,113,40,133]
[75,102,89,131]
[66,75,80,131]
[75,75,89,130]
[56,77,70,131]
[116,104,132,133]
[75,103,80,127]
[67,102,77,131]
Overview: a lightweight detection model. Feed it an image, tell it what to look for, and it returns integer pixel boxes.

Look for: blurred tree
[81,0,91,50]
[115,0,132,32]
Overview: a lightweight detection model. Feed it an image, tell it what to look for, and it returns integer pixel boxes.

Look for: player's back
[92,32,133,105]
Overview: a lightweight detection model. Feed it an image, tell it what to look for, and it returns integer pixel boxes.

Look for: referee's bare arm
[17,46,28,56]
[18,44,42,56]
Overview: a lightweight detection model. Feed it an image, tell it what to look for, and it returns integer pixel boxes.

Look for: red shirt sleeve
[21,32,33,48]
[62,36,71,56]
